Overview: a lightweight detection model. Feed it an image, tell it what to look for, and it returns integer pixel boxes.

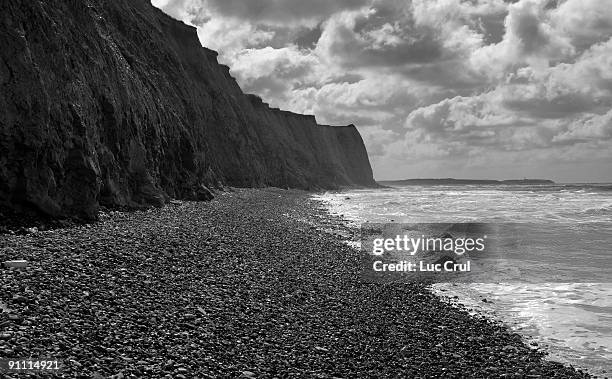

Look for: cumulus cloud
[315,1,489,75]
[152,0,612,182]
[470,0,574,78]
[315,7,443,68]
[550,0,612,51]
[495,37,612,120]
[403,93,546,153]
[229,46,318,101]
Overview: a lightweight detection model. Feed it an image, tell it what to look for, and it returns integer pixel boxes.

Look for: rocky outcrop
[0,0,375,219]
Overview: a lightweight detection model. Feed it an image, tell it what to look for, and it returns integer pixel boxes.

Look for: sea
[315,183,612,376]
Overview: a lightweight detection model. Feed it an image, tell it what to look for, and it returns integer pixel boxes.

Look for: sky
[151,0,612,182]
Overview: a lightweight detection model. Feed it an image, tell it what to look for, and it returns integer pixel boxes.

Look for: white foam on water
[314,185,612,376]
[432,282,612,376]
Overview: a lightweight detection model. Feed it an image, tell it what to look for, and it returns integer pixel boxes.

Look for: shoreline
[0,188,591,377]
[316,188,611,377]
[431,282,612,377]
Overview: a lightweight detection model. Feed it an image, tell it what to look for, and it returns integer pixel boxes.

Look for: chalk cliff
[0,0,375,219]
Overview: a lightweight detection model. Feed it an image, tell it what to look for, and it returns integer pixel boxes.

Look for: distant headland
[379,178,555,186]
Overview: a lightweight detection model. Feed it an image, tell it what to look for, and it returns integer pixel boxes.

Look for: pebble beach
[0,189,592,378]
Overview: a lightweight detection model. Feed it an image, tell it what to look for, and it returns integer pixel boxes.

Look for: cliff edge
[0,0,376,219]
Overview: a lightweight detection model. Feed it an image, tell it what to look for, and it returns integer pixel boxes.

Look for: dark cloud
[327,73,364,85]
[502,95,606,119]
[203,0,369,23]
[399,61,487,90]
[294,24,323,49]
[478,12,507,44]
[329,37,443,68]
[249,24,323,49]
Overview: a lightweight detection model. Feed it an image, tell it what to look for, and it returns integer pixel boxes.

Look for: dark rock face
[0,0,375,219]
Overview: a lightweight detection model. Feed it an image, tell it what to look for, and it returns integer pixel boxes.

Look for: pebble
[0,189,590,378]
[2,260,29,268]
[12,295,28,303]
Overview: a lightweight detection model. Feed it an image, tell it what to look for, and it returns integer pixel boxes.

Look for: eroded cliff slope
[0,0,375,219]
